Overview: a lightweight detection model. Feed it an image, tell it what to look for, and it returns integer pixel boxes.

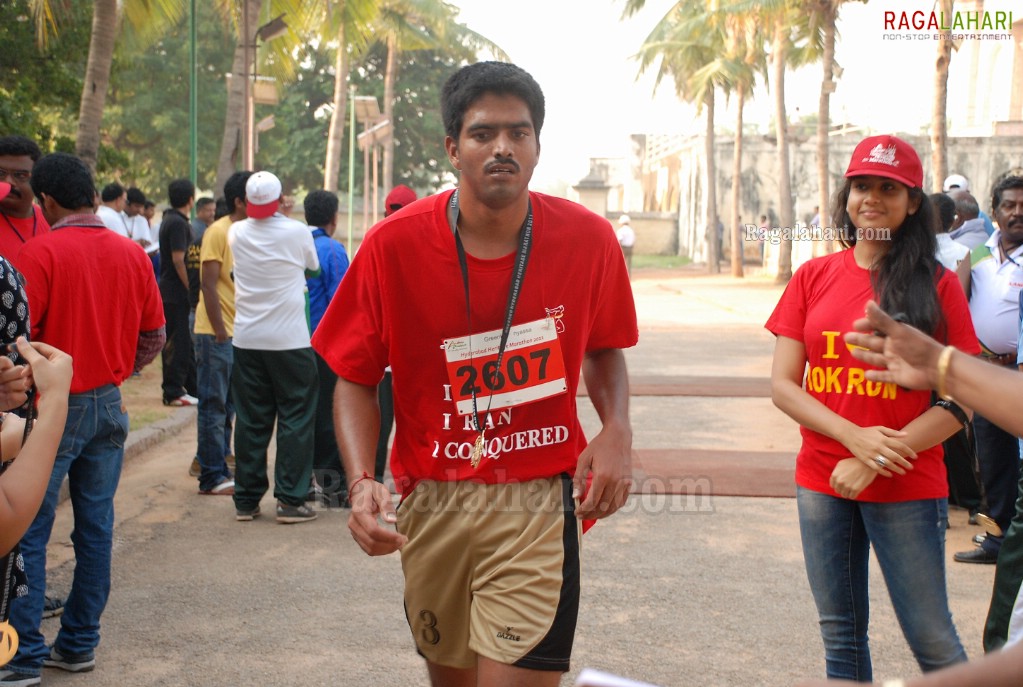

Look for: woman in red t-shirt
[767,135,979,681]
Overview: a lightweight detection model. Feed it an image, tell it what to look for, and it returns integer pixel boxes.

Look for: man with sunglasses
[0,136,50,266]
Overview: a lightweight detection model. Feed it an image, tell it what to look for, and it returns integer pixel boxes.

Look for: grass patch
[631,254,692,270]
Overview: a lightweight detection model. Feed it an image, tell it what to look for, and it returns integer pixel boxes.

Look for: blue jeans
[195,333,234,491]
[797,487,967,681]
[8,385,128,675]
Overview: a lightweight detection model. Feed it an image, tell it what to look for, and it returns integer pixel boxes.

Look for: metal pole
[362,124,369,237]
[372,144,379,226]
[346,85,356,254]
[242,2,251,170]
[189,0,197,195]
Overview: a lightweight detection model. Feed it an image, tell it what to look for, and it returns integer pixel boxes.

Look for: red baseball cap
[245,171,282,219]
[384,185,417,217]
[0,182,10,203]
[845,135,923,189]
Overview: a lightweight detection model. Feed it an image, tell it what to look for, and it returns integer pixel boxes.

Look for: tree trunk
[730,87,745,278]
[773,24,794,284]
[74,0,120,174]
[932,0,954,193]
[214,0,262,197]
[705,90,719,274]
[817,0,836,254]
[382,32,398,197]
[324,24,350,193]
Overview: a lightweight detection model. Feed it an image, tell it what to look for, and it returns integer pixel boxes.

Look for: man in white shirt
[123,187,152,251]
[616,214,636,275]
[96,183,129,238]
[955,176,1023,566]
[228,171,320,524]
[930,192,970,269]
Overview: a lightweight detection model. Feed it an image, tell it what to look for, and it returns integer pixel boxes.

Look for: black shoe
[954,547,998,564]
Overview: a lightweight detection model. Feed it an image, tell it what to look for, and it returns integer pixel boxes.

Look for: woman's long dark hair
[833,179,944,336]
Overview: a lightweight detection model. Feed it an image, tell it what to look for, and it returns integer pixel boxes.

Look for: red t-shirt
[17,216,165,393]
[312,190,638,496]
[765,248,980,502]
[0,205,51,266]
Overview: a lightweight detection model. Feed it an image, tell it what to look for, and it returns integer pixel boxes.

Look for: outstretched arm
[574,348,632,520]
[846,301,1023,438]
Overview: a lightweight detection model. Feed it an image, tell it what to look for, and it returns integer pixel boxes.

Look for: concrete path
[35,269,996,687]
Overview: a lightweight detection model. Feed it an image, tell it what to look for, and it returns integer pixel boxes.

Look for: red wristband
[348,472,375,498]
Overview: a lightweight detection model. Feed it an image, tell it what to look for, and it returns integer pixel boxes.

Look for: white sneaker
[164,393,199,407]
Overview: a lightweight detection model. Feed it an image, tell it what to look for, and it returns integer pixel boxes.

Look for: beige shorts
[396,475,581,671]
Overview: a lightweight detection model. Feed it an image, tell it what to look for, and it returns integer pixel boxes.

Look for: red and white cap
[245,171,282,219]
[0,182,10,203]
[844,135,923,190]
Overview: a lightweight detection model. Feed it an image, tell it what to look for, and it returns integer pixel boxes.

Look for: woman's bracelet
[348,471,376,498]
[937,345,956,401]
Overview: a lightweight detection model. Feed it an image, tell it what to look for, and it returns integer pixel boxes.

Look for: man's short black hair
[223,171,253,213]
[214,198,229,220]
[0,135,42,162]
[144,200,155,210]
[168,178,195,209]
[30,153,96,211]
[992,175,1023,214]
[304,189,339,228]
[441,62,545,140]
[929,193,956,233]
[196,197,215,211]
[126,187,146,205]
[101,182,125,203]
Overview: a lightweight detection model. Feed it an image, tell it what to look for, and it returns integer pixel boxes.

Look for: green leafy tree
[99,1,236,197]
[29,0,186,172]
[0,1,89,149]
[371,0,507,194]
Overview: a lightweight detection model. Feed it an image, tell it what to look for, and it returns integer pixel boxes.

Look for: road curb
[56,406,196,505]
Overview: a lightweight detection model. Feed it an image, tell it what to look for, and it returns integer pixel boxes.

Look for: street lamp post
[241,12,287,170]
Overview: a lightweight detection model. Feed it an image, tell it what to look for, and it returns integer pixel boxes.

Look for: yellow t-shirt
[193,215,236,337]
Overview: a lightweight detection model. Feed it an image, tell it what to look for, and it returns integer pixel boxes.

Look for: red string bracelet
[348,472,375,498]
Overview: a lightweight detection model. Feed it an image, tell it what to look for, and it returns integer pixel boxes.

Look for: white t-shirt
[97,205,129,238]
[122,212,155,253]
[616,224,635,248]
[969,231,1023,354]
[935,233,970,270]
[228,213,319,350]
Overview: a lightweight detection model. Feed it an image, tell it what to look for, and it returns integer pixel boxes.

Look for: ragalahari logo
[863,144,899,168]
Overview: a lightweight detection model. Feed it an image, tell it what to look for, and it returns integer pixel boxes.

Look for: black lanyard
[1,211,36,244]
[447,189,534,452]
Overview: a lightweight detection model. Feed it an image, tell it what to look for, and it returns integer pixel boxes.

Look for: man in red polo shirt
[0,153,165,685]
[0,136,50,265]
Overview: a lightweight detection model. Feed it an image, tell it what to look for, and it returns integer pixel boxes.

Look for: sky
[448,0,1019,191]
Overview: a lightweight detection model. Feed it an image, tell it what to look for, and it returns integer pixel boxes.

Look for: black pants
[974,413,1021,555]
[161,298,195,402]
[375,370,394,483]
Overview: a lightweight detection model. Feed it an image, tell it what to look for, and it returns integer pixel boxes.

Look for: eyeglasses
[0,167,31,183]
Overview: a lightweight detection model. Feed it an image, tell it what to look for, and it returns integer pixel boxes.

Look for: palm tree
[931,0,954,192]
[370,0,506,195]
[715,8,765,277]
[319,0,379,194]
[211,0,315,196]
[30,0,184,173]
[627,0,729,273]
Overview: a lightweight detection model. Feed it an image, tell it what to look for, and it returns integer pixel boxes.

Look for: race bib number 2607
[443,317,568,416]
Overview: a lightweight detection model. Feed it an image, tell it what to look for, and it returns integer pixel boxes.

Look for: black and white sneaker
[43,646,95,673]
[276,502,318,524]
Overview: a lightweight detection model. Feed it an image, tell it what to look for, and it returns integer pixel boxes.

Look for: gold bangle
[937,345,956,401]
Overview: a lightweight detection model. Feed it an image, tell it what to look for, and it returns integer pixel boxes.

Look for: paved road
[37,270,996,687]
